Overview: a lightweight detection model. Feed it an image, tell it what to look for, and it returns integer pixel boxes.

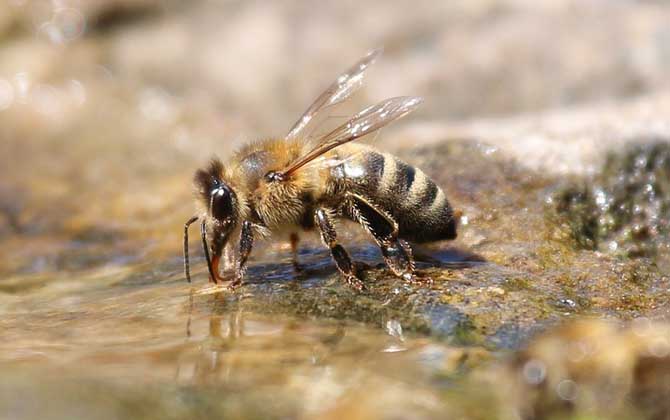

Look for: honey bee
[183,49,457,290]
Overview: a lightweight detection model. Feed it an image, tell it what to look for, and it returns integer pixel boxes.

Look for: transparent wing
[281,96,422,176]
[285,48,383,141]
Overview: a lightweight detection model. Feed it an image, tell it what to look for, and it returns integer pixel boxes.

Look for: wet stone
[551,140,670,266]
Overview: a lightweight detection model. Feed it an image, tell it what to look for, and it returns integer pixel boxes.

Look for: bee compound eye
[210,186,233,220]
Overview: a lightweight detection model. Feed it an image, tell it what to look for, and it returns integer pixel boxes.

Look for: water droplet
[386,319,404,341]
[558,298,577,309]
[635,155,648,169]
[595,188,607,207]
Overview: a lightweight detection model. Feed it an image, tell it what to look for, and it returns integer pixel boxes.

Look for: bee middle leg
[347,193,430,285]
[314,207,365,291]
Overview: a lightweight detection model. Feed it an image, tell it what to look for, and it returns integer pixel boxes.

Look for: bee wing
[285,49,382,141]
[281,96,422,176]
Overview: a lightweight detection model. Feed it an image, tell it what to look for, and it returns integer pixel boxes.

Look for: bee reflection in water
[175,292,346,385]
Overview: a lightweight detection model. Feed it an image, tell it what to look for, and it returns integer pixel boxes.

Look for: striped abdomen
[328,145,457,243]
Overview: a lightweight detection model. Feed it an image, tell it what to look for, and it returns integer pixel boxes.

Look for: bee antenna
[183,215,199,283]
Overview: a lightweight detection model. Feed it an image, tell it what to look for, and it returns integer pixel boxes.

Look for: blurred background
[2,1,670,419]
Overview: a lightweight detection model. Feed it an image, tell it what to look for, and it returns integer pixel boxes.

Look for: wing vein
[282,96,422,176]
[285,48,383,141]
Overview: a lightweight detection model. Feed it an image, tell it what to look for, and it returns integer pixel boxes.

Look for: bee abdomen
[373,153,457,243]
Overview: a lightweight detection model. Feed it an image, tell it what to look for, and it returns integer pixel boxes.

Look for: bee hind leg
[314,208,365,291]
[347,193,432,285]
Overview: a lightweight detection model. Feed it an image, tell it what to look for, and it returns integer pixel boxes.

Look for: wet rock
[167,137,670,351]
[552,140,670,263]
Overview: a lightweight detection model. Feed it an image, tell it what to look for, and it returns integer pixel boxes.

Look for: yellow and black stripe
[363,151,456,242]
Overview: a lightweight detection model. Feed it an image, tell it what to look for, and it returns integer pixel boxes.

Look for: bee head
[194,158,238,222]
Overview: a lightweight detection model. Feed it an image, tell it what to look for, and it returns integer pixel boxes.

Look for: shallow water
[0,256,493,420]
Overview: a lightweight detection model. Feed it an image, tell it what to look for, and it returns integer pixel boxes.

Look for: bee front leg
[347,193,431,285]
[230,220,254,290]
[314,208,365,291]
